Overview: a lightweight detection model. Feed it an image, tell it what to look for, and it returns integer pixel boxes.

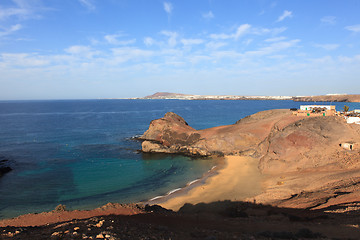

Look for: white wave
[167,188,182,195]
[149,195,164,201]
[187,179,200,186]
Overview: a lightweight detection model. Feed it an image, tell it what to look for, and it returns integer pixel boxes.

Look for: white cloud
[65,45,91,54]
[202,11,214,20]
[314,44,339,51]
[79,0,95,11]
[1,53,50,67]
[161,31,178,47]
[0,24,22,37]
[246,39,300,56]
[234,24,251,39]
[64,45,99,59]
[338,54,360,63]
[209,33,232,40]
[277,10,292,22]
[144,37,155,46]
[206,41,227,49]
[0,0,43,20]
[265,36,287,42]
[181,38,204,46]
[111,47,154,64]
[321,16,336,25]
[243,39,253,46]
[163,2,173,14]
[104,34,136,45]
[210,24,251,40]
[345,24,360,33]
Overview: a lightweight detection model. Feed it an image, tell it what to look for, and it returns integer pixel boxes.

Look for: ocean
[0,99,358,219]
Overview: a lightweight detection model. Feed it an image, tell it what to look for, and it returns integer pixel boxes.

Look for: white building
[347,117,360,124]
[300,105,335,111]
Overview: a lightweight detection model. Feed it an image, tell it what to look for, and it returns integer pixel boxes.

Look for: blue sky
[0,0,360,99]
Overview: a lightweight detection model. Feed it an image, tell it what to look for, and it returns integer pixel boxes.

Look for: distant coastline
[132,92,360,102]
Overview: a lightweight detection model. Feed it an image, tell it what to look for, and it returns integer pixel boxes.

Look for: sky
[0,0,360,100]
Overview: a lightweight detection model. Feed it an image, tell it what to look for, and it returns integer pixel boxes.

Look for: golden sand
[159,156,263,211]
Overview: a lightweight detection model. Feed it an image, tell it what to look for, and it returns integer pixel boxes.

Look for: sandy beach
[159,156,263,211]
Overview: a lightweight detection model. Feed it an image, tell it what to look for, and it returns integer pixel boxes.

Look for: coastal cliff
[141,110,360,211]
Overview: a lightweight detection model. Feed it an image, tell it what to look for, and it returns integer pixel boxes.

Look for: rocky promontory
[141,110,360,173]
[141,110,360,211]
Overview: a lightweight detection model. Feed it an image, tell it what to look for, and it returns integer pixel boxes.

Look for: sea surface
[0,99,358,219]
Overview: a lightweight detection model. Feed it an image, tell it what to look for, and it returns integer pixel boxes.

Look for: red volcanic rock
[259,116,360,174]
[140,112,204,155]
[140,110,305,157]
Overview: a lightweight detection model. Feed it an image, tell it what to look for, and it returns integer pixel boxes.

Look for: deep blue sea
[0,99,359,219]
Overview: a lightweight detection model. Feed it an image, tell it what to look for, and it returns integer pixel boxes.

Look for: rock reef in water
[0,159,12,177]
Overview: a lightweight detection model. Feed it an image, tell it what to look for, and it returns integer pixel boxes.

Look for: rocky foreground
[1,201,360,239]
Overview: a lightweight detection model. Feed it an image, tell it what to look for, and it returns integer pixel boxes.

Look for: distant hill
[143,92,192,99]
[139,92,360,102]
[293,94,360,103]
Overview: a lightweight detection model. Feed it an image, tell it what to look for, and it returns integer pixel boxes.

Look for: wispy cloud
[0,0,44,20]
[206,41,227,49]
[0,24,22,37]
[64,45,99,59]
[202,11,214,20]
[161,31,178,47]
[345,24,360,33]
[0,53,50,67]
[314,43,339,51]
[245,39,300,56]
[235,24,251,39]
[210,24,251,40]
[265,36,287,42]
[144,37,155,46]
[277,10,292,22]
[79,0,95,11]
[163,2,173,15]
[321,16,336,25]
[104,34,136,45]
[181,38,204,46]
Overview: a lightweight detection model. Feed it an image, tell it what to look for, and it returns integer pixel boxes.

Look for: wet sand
[159,156,263,211]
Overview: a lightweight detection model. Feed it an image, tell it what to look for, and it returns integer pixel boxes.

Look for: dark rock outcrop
[0,159,12,177]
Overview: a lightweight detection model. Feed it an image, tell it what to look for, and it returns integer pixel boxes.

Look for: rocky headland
[140,110,360,211]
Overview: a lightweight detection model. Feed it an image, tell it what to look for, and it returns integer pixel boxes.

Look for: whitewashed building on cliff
[295,105,336,116]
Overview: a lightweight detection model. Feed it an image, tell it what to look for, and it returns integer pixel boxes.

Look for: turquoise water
[0,99,358,219]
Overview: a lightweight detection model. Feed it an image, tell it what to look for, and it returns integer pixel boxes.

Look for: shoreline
[156,155,263,211]
[143,158,225,206]
[0,155,262,227]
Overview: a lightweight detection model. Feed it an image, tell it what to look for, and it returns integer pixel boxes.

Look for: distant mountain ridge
[138,92,360,102]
